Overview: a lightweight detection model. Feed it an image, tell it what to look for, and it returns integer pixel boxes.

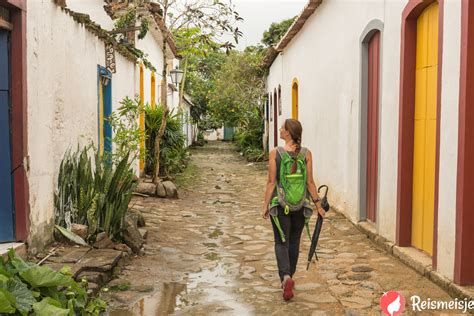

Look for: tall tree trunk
[179,56,188,111]
[153,32,169,184]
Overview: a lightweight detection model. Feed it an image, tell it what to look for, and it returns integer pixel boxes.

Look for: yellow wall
[412,2,438,255]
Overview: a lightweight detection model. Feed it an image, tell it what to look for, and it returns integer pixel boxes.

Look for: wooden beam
[0,17,12,30]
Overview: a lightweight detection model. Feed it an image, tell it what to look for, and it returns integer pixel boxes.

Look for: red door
[366,31,380,223]
[274,90,278,148]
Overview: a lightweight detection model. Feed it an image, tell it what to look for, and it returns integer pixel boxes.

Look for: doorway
[273,89,278,148]
[98,66,112,156]
[0,29,15,242]
[366,30,381,223]
[292,79,298,120]
[411,2,438,255]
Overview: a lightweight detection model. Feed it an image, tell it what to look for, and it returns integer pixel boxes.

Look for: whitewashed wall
[67,0,115,30]
[266,0,462,283]
[26,1,136,251]
[266,54,283,149]
[268,0,390,223]
[204,127,224,141]
[437,1,461,280]
[135,30,166,108]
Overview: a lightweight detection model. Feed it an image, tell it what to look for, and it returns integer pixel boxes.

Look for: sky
[229,0,308,50]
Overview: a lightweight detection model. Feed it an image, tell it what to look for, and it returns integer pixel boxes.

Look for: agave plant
[54,145,136,242]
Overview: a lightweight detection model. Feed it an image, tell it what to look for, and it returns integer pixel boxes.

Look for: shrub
[106,96,145,165]
[145,106,188,177]
[0,249,106,315]
[54,146,136,243]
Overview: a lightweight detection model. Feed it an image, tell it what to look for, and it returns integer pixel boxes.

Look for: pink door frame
[0,0,29,242]
[455,0,474,286]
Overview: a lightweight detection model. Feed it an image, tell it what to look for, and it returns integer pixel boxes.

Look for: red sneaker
[283,278,295,301]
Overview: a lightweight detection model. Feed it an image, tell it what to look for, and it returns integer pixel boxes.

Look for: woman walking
[262,119,326,301]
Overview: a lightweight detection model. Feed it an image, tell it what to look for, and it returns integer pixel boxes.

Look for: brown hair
[284,119,302,154]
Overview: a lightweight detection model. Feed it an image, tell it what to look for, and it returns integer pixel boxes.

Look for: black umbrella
[306,185,330,271]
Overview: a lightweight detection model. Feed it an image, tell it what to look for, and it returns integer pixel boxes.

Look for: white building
[264,0,474,286]
[0,0,182,252]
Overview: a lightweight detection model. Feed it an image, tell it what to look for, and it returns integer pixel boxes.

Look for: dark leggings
[270,207,306,282]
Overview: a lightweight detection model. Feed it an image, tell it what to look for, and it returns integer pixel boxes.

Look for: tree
[151,0,242,183]
[208,49,266,127]
[261,16,297,47]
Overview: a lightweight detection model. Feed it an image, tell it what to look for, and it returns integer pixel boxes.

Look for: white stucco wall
[136,32,166,108]
[67,0,115,30]
[436,1,461,280]
[266,54,283,149]
[27,1,136,251]
[268,0,393,223]
[375,0,406,242]
[204,127,224,141]
[266,0,463,283]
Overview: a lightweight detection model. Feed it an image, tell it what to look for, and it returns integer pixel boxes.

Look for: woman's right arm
[262,149,277,219]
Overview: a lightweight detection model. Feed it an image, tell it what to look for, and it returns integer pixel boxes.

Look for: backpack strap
[298,147,308,160]
[276,146,286,158]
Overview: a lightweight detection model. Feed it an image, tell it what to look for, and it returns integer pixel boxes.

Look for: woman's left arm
[306,150,326,217]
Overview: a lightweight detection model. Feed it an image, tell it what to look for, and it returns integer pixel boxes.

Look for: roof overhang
[262,0,323,69]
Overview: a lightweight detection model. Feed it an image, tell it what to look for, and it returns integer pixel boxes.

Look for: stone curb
[354,219,473,301]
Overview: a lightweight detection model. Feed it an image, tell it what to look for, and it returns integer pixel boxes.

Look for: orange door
[412,2,438,255]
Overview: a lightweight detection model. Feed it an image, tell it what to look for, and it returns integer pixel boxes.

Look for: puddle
[108,263,252,315]
[108,282,185,316]
[182,263,252,314]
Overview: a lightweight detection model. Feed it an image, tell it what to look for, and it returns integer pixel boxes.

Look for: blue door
[223,126,235,141]
[0,30,15,242]
[97,66,112,156]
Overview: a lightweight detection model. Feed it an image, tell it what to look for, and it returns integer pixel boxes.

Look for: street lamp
[169,66,184,86]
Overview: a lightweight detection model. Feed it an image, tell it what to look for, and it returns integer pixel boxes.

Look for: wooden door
[292,81,298,120]
[98,67,112,156]
[274,90,278,148]
[366,31,380,223]
[412,2,438,255]
[0,29,14,242]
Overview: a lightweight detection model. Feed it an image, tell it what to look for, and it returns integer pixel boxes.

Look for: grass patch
[110,282,131,292]
[207,228,223,239]
[174,162,199,189]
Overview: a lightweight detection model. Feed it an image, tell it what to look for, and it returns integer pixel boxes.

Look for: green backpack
[269,147,312,242]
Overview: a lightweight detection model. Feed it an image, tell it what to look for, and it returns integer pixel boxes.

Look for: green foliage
[106,96,145,165]
[173,27,219,58]
[145,105,189,177]
[138,18,149,40]
[0,249,107,315]
[208,49,266,127]
[54,146,136,242]
[54,225,88,247]
[114,8,136,31]
[261,16,297,47]
[234,106,265,162]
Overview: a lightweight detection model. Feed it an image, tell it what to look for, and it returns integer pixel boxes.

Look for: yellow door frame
[292,78,299,120]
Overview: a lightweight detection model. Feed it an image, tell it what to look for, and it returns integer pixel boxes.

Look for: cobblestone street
[107,141,459,315]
